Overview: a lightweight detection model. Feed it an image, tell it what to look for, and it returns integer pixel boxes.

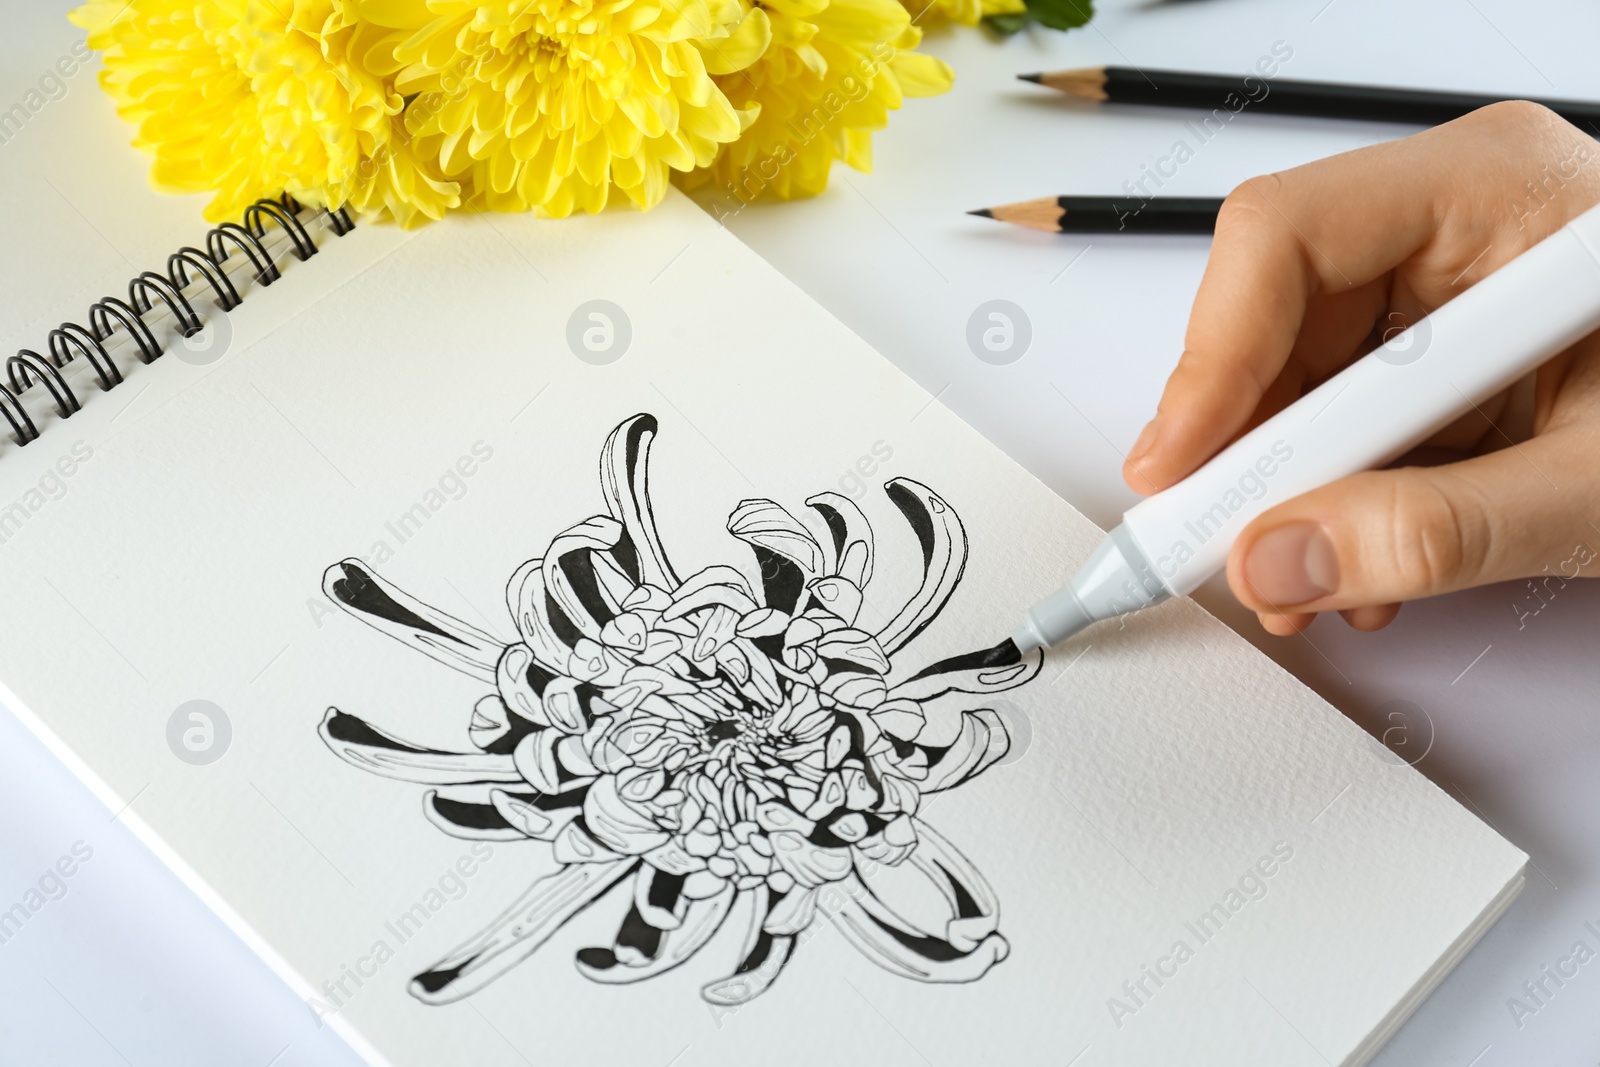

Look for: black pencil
[1019,66,1600,129]
[969,196,1221,235]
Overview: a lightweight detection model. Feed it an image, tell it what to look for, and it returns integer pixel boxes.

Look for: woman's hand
[1123,101,1600,634]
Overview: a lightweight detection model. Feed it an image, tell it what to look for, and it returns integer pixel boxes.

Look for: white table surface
[4,0,1600,1064]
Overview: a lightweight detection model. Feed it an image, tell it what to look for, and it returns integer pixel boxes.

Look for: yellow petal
[889,50,953,98]
[842,126,872,170]
[358,0,435,30]
[700,6,770,74]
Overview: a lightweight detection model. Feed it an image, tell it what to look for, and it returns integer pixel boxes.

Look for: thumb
[1225,433,1600,614]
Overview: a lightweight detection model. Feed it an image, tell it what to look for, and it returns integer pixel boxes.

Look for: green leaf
[1022,0,1093,31]
[985,11,1031,33]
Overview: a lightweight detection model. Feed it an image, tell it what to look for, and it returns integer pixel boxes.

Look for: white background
[2,0,1599,1064]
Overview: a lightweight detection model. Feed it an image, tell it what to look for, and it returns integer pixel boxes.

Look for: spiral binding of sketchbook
[0,194,354,447]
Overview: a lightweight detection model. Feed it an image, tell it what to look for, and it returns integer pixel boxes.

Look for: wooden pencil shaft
[1099,68,1600,128]
[1036,68,1108,100]
[1055,196,1220,234]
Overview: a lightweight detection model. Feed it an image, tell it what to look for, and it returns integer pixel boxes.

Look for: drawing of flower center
[705,719,741,743]
[317,414,1040,1008]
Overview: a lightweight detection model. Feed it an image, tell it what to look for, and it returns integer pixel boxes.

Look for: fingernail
[1128,415,1163,463]
[1242,523,1339,607]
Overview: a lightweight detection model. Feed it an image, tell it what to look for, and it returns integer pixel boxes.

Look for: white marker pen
[1013,202,1600,652]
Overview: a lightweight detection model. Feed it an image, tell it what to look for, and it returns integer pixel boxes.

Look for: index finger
[1122,102,1566,494]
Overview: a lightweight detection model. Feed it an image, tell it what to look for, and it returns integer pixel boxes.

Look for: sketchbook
[0,30,1525,1067]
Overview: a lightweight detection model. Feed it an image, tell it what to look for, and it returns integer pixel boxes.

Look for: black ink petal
[413,958,477,995]
[323,709,437,753]
[328,562,463,645]
[885,482,936,569]
[908,639,1022,682]
[558,547,618,627]
[754,546,805,613]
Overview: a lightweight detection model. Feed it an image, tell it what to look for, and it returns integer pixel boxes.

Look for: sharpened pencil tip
[967,208,995,219]
[1016,72,1043,84]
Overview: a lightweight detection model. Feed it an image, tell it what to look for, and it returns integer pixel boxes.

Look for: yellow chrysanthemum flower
[899,0,1023,27]
[681,0,953,202]
[319,6,465,225]
[70,0,459,225]
[355,0,768,216]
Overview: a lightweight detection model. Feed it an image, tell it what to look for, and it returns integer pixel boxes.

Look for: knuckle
[1472,98,1563,131]
[1379,472,1491,594]
[1216,173,1290,237]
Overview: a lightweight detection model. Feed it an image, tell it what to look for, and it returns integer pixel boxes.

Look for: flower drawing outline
[317,413,1041,1005]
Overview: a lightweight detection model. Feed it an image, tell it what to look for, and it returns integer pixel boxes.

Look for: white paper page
[0,177,1525,1066]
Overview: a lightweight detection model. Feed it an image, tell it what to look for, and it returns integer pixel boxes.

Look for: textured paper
[0,190,1526,1066]
[0,44,1525,1064]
